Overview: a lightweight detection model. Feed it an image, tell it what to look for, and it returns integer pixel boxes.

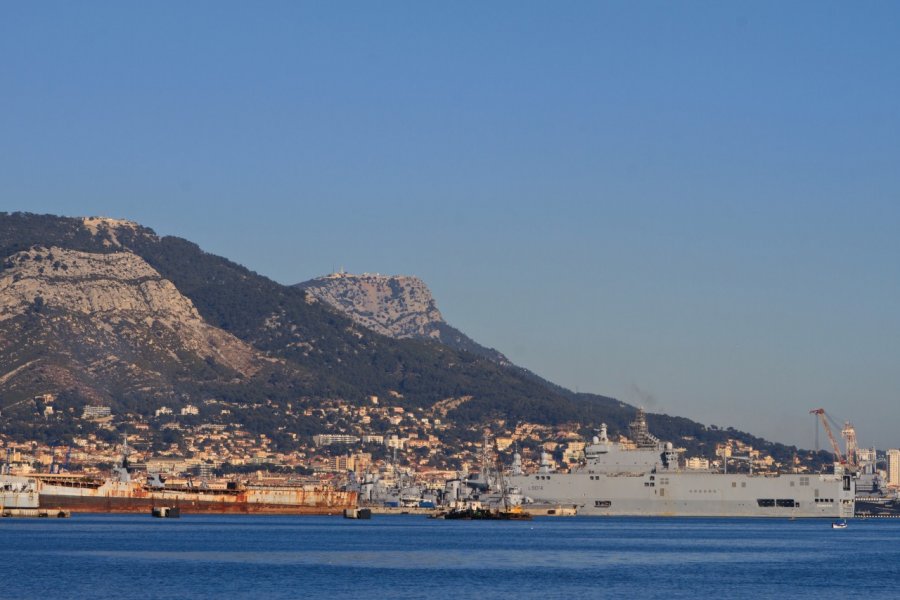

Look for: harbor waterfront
[1,514,899,599]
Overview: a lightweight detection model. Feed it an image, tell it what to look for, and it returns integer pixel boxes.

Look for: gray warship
[508,409,855,518]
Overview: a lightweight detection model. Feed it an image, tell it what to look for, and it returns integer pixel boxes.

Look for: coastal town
[2,391,868,490]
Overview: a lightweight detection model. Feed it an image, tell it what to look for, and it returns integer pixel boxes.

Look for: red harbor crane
[809,408,846,466]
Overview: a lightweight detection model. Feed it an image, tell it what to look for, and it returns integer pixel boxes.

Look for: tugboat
[440,503,496,520]
[435,435,533,521]
[432,496,532,521]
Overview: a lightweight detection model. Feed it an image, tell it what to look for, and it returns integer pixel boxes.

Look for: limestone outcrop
[0,246,261,377]
[296,271,508,363]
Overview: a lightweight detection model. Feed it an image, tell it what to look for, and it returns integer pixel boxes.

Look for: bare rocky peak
[299,271,444,340]
[0,246,261,376]
[81,216,144,248]
[296,271,508,363]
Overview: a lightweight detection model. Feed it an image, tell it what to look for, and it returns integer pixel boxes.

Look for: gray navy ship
[508,409,855,518]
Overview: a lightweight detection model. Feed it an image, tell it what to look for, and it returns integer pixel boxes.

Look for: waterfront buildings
[887,449,900,488]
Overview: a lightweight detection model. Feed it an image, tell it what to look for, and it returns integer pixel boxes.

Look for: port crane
[840,421,859,469]
[810,408,846,465]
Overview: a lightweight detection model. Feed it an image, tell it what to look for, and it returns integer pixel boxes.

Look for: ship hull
[36,479,356,515]
[510,410,855,518]
[510,471,855,518]
[39,494,351,514]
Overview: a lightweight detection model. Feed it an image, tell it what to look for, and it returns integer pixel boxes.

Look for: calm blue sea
[1,515,898,599]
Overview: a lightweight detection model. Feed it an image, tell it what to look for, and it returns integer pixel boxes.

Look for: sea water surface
[1,514,898,599]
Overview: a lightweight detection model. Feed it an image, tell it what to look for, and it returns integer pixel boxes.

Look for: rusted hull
[41,494,351,514]
[37,481,357,515]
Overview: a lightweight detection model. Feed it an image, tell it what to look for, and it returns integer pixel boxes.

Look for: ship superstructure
[508,409,855,518]
[0,475,39,509]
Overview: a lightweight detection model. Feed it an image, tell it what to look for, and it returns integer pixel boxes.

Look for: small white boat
[831,520,848,529]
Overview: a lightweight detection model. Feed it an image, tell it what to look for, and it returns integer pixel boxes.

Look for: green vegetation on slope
[0,212,817,466]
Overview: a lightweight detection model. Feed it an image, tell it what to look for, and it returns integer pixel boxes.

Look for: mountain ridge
[0,212,820,468]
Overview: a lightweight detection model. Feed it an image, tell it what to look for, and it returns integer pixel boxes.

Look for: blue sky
[2,2,899,448]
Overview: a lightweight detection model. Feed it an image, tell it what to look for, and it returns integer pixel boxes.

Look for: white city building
[887,449,900,488]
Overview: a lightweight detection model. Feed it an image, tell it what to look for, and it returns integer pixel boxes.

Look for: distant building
[685,457,710,470]
[81,405,111,420]
[857,448,878,474]
[386,435,406,450]
[146,458,188,473]
[327,455,349,471]
[199,424,227,432]
[180,405,199,416]
[313,434,360,446]
[563,441,585,464]
[194,463,216,478]
[887,449,900,488]
[495,437,513,451]
[348,452,372,473]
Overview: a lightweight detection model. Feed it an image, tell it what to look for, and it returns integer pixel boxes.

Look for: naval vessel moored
[508,409,855,518]
[27,444,355,515]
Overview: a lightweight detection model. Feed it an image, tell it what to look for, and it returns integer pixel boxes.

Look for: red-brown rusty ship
[33,475,356,515]
[21,438,356,515]
[31,473,356,514]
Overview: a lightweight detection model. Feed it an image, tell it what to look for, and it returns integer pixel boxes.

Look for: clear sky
[3,2,899,449]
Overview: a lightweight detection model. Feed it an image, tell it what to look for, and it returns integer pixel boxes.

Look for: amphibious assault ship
[508,409,855,518]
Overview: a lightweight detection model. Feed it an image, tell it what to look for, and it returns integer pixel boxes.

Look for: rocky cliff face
[298,273,444,340]
[0,245,267,403]
[80,217,144,248]
[296,272,508,363]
